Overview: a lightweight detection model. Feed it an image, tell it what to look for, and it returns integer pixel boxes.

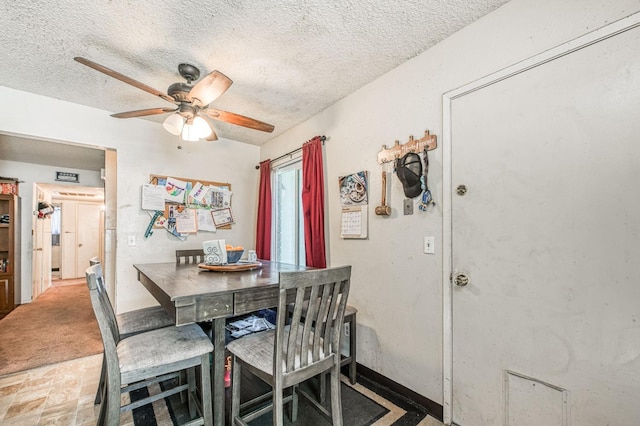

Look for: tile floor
[0,354,113,425]
[0,354,443,426]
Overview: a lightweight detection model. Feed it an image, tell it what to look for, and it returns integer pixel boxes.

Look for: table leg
[213,318,226,426]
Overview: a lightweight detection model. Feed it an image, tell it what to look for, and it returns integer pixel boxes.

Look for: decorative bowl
[226,249,245,264]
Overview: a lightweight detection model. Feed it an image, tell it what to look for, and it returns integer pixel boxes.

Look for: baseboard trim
[353,363,444,422]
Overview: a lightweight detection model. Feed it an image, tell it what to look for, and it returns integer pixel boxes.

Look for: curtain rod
[255,135,326,169]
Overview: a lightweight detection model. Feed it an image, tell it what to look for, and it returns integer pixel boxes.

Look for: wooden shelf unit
[0,194,20,315]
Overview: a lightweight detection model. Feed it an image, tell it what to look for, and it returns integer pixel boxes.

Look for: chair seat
[227,325,327,377]
[116,305,174,338]
[118,324,213,376]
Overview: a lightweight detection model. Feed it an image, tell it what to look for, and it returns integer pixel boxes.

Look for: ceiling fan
[74,57,275,141]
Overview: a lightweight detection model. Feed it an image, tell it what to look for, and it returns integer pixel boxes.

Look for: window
[272,159,305,265]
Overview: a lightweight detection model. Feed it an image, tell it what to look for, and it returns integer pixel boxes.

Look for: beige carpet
[0,282,103,376]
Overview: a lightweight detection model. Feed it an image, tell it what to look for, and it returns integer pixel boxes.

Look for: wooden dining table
[133,260,311,426]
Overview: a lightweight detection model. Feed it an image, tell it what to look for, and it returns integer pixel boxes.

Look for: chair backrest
[86,264,121,376]
[276,266,351,377]
[176,249,206,265]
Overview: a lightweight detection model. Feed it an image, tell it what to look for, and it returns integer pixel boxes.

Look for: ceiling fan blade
[188,71,233,107]
[111,107,176,119]
[203,108,275,133]
[74,57,176,104]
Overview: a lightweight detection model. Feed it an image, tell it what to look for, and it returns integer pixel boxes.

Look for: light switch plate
[424,236,435,254]
[404,199,413,215]
[127,235,136,246]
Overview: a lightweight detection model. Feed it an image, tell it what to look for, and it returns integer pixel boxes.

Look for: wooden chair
[176,248,206,265]
[228,265,351,426]
[85,264,213,426]
[90,258,174,404]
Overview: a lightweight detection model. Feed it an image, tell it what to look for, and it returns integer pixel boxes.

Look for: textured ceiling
[0,0,509,146]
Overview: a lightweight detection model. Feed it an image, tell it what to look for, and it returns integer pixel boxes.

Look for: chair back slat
[276,266,351,376]
[314,283,336,357]
[176,249,206,265]
[299,285,321,367]
[283,288,304,372]
[325,282,346,355]
[313,284,333,359]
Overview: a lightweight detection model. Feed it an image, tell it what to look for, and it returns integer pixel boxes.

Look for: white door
[447,20,640,426]
[31,214,43,299]
[31,186,52,299]
[75,202,101,277]
[60,200,77,279]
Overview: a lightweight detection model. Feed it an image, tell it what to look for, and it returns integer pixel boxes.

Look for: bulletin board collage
[142,174,233,241]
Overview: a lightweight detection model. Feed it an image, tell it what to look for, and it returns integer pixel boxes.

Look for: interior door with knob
[32,186,52,299]
[75,202,102,278]
[446,19,640,426]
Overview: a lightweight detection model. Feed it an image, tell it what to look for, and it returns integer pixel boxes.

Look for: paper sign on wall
[141,184,165,211]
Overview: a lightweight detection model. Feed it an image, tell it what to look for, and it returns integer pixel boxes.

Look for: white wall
[0,89,260,313]
[260,0,640,405]
[0,159,102,302]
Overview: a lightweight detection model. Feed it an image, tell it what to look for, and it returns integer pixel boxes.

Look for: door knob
[454,273,469,287]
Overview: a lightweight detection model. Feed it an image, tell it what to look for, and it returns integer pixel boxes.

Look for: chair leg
[94,354,106,404]
[105,376,122,426]
[187,366,197,418]
[231,355,241,425]
[349,313,357,384]
[97,389,107,426]
[290,385,299,422]
[200,353,213,426]
[330,362,343,426]
[319,372,327,403]
[273,381,284,426]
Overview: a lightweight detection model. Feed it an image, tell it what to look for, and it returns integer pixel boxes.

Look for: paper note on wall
[141,184,165,211]
[197,209,217,232]
[175,208,198,233]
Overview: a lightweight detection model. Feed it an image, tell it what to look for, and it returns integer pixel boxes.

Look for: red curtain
[256,159,272,260]
[302,137,326,268]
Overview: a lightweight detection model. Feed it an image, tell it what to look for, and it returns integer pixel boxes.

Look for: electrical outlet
[403,199,413,215]
[424,236,435,254]
[343,322,350,337]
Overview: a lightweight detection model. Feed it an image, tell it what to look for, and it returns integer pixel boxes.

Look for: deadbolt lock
[456,185,467,196]
[454,273,469,287]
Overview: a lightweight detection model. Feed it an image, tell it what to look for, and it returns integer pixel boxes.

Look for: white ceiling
[0,0,510,146]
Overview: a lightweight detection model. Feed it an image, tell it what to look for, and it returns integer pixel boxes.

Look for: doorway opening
[32,183,105,298]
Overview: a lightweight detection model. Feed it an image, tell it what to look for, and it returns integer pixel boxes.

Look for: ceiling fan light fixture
[181,121,200,141]
[163,113,185,135]
[192,116,212,138]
